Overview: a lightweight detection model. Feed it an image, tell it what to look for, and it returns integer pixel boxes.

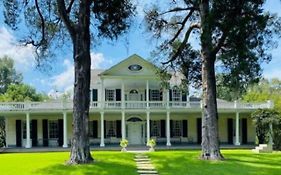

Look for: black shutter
[160,91,163,101]
[58,119,63,146]
[116,89,121,101]
[93,120,98,138]
[169,89,172,101]
[104,120,107,138]
[197,118,202,144]
[182,120,188,137]
[31,120,38,146]
[105,89,107,100]
[116,120,121,138]
[182,93,187,102]
[42,119,48,146]
[92,89,98,101]
[227,119,234,144]
[149,89,151,101]
[170,120,173,137]
[16,120,22,147]
[242,118,248,144]
[160,120,166,137]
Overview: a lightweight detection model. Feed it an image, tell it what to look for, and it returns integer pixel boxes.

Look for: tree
[0,56,22,94]
[145,0,280,160]
[4,0,135,164]
[0,83,48,102]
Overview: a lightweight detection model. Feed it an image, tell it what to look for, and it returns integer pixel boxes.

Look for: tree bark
[67,0,93,164]
[199,0,224,160]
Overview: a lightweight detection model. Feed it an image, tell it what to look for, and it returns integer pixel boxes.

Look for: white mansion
[0,54,272,148]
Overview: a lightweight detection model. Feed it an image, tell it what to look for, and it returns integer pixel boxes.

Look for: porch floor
[1,144,255,153]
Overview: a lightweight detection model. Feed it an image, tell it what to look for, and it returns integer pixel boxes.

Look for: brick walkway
[135,153,158,175]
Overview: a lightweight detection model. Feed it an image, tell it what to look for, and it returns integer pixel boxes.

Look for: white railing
[0,100,273,112]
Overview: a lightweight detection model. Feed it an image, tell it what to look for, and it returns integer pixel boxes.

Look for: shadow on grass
[148,151,281,175]
[35,153,138,175]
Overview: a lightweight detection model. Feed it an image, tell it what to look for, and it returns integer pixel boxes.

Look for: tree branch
[66,0,75,13]
[33,0,45,47]
[162,23,200,64]
[211,31,228,56]
[168,9,195,45]
[57,0,76,40]
[159,7,198,15]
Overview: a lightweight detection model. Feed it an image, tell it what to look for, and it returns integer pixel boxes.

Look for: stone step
[137,170,158,174]
[135,156,149,159]
[135,158,151,161]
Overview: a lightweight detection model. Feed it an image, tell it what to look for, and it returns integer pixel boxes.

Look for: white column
[25,113,31,148]
[269,123,273,145]
[146,111,150,145]
[101,79,105,108]
[235,112,240,145]
[100,112,105,147]
[146,80,149,108]
[121,80,125,109]
[63,112,68,148]
[166,89,170,109]
[166,112,171,146]
[121,111,126,139]
[5,117,8,148]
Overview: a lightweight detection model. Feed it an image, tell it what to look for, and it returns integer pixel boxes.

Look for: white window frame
[150,89,161,101]
[106,121,116,137]
[105,89,116,101]
[49,120,58,139]
[172,120,182,137]
[151,120,160,137]
[172,89,181,102]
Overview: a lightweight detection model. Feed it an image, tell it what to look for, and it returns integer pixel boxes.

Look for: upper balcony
[0,100,273,113]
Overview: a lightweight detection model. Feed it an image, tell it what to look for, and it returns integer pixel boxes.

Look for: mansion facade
[0,54,272,148]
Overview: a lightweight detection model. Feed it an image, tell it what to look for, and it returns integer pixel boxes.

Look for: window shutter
[160,120,166,137]
[170,120,173,137]
[31,120,38,146]
[149,89,151,101]
[93,120,98,138]
[182,93,187,102]
[92,89,98,101]
[116,89,121,101]
[116,120,121,138]
[16,120,22,147]
[58,119,63,146]
[160,91,163,101]
[169,89,172,101]
[182,120,188,137]
[104,120,107,138]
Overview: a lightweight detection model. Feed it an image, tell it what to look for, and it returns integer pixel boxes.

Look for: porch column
[122,111,126,139]
[100,112,105,147]
[25,113,31,148]
[5,117,8,147]
[166,89,170,109]
[121,80,125,109]
[235,112,240,145]
[166,111,171,146]
[146,80,149,108]
[146,111,150,145]
[101,78,104,108]
[63,112,68,148]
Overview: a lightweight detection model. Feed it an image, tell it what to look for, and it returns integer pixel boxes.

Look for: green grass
[148,150,281,175]
[0,151,137,175]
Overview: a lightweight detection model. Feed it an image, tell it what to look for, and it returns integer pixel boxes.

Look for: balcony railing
[0,100,273,112]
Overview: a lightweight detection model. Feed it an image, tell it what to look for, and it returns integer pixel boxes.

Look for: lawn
[148,150,281,175]
[0,151,137,175]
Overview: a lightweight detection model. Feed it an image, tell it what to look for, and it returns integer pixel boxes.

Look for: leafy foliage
[251,109,281,150]
[0,56,22,94]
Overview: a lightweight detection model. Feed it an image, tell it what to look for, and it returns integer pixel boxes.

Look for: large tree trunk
[67,0,93,164]
[199,0,224,160]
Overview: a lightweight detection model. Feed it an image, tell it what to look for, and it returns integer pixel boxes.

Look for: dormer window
[128,64,142,71]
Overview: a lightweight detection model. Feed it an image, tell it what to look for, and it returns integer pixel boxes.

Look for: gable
[99,54,159,78]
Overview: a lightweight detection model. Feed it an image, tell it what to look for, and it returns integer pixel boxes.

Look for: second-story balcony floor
[0,100,273,115]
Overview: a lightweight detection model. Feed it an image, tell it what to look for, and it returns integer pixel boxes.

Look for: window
[105,89,115,101]
[89,121,94,137]
[151,121,160,137]
[172,120,182,137]
[49,121,58,139]
[172,89,181,102]
[106,121,116,137]
[128,64,142,71]
[22,121,32,139]
[150,90,160,101]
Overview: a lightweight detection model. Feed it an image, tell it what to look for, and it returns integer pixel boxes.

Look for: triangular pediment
[99,54,159,78]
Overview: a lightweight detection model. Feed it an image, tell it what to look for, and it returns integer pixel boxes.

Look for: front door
[127,122,142,145]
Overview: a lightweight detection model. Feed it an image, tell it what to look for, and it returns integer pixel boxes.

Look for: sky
[0,0,280,96]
